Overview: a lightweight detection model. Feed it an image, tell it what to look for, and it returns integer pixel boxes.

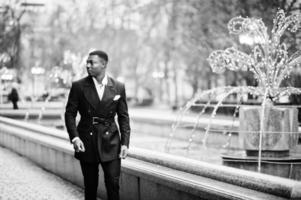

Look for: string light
[207,9,301,100]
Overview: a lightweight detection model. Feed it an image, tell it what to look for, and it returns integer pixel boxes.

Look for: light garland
[207,9,301,101]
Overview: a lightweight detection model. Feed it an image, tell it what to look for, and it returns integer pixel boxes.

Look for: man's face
[86,55,107,77]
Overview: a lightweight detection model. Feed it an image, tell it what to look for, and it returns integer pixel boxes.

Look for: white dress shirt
[72,75,108,143]
[92,75,108,101]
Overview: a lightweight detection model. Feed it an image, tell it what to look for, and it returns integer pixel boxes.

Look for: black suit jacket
[65,76,130,162]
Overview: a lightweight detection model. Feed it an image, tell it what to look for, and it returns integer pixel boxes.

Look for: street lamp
[20,2,45,8]
[239,33,265,46]
[152,70,165,102]
[238,19,266,46]
[31,65,45,100]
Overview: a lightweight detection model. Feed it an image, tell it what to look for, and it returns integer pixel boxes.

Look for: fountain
[166,9,301,180]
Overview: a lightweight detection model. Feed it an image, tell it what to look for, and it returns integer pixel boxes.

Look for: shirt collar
[92,74,108,86]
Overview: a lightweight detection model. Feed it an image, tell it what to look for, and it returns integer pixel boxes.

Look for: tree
[179,0,239,93]
[0,2,24,70]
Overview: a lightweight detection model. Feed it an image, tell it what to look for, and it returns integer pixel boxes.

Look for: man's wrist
[72,137,80,144]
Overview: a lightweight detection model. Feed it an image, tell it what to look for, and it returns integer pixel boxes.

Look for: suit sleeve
[117,84,131,147]
[65,82,80,143]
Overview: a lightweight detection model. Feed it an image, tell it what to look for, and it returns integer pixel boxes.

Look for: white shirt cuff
[72,137,80,143]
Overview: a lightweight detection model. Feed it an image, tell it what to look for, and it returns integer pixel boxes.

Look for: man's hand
[119,145,128,159]
[73,138,85,152]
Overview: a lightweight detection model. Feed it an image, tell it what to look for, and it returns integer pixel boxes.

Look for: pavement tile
[0,146,90,200]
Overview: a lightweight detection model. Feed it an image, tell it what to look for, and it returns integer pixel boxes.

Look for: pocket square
[113,95,121,101]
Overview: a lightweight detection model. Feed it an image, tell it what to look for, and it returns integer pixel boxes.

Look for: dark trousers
[80,159,121,200]
[12,101,18,109]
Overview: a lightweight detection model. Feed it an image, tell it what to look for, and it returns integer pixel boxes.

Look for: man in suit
[65,50,130,200]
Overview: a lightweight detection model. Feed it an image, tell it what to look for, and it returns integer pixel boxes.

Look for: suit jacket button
[90,132,93,136]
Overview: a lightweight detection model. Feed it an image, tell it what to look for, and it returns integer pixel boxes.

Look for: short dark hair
[89,50,109,62]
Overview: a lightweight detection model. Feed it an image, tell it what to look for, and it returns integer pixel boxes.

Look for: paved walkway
[0,146,88,200]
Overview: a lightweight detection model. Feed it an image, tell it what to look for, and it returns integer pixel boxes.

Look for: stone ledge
[0,116,300,199]
[129,148,301,199]
[123,158,288,200]
[0,125,289,200]
[0,116,67,140]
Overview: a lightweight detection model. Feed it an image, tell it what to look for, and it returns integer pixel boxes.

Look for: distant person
[8,86,19,109]
[65,50,131,200]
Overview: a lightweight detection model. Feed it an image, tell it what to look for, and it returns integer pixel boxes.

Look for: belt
[92,117,113,126]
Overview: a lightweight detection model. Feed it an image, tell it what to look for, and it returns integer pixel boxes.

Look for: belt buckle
[92,117,98,125]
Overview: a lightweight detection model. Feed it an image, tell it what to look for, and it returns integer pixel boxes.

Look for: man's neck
[95,74,105,84]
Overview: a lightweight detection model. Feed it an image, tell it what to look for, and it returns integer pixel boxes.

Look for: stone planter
[239,105,299,157]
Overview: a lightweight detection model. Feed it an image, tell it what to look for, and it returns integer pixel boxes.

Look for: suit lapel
[101,77,116,102]
[95,77,116,115]
[82,76,117,114]
[83,76,100,110]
